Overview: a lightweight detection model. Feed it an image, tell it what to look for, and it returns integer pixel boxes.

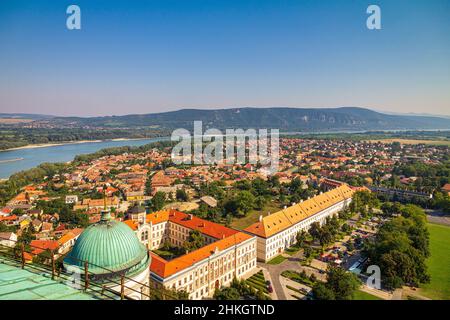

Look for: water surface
[0,138,167,179]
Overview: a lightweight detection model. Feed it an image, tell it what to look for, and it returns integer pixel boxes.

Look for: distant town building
[199,196,218,208]
[65,195,79,204]
[0,232,17,248]
[370,186,433,201]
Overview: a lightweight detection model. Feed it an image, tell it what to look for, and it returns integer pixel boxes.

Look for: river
[0,138,168,179]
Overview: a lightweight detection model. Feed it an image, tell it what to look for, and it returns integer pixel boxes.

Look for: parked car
[267,284,273,293]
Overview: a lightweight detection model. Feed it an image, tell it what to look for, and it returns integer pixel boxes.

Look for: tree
[150,192,166,211]
[176,188,189,202]
[318,225,334,246]
[363,204,430,289]
[313,282,335,300]
[183,230,205,252]
[255,196,267,210]
[308,222,321,241]
[296,230,307,247]
[341,223,352,234]
[214,287,241,300]
[12,208,24,216]
[325,265,361,300]
[17,226,34,245]
[234,191,256,216]
[225,214,233,227]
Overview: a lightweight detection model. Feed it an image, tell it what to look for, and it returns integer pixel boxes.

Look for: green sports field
[419,223,450,300]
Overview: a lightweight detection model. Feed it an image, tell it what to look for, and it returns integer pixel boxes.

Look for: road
[426,209,450,226]
[258,250,325,300]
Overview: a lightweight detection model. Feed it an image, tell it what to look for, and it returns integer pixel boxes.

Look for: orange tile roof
[168,210,238,240]
[57,229,82,246]
[30,240,59,255]
[24,252,34,262]
[124,219,138,230]
[150,232,253,278]
[244,185,354,238]
[0,215,18,222]
[146,210,170,225]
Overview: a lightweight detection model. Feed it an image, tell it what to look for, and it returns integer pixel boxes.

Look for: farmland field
[367,138,450,146]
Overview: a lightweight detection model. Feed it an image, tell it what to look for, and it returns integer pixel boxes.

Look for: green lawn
[245,271,269,295]
[231,201,282,230]
[267,255,286,265]
[353,290,382,300]
[281,270,316,286]
[152,246,185,260]
[284,245,301,256]
[419,223,450,300]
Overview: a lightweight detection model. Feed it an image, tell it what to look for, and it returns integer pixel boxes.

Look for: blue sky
[0,0,449,116]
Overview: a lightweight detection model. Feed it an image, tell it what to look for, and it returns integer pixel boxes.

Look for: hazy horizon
[2,105,450,119]
[1,0,449,117]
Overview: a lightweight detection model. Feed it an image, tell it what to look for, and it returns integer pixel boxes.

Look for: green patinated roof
[64,211,150,276]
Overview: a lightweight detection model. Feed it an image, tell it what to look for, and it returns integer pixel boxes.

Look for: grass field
[353,290,382,300]
[367,138,450,146]
[419,223,450,300]
[230,201,282,230]
[267,255,286,265]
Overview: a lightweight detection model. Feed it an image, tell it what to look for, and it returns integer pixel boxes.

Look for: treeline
[392,160,450,191]
[286,130,450,142]
[73,140,173,163]
[363,204,430,289]
[0,127,170,150]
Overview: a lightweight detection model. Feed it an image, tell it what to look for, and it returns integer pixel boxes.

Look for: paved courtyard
[258,250,325,300]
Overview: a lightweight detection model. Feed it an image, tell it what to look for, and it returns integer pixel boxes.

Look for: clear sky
[0,0,449,116]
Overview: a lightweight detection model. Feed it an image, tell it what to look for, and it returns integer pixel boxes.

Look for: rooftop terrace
[0,259,97,300]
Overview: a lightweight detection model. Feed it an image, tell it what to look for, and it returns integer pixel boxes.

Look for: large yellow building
[244,185,354,262]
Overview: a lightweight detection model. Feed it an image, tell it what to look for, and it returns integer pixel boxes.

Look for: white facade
[260,197,351,262]
[151,236,257,300]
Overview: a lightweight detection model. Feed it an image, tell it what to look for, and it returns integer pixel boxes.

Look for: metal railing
[0,236,182,300]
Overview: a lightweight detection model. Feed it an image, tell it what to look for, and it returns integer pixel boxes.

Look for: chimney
[188,214,193,220]
[259,215,263,222]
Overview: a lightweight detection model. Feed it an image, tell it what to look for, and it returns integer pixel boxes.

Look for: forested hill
[46,107,450,131]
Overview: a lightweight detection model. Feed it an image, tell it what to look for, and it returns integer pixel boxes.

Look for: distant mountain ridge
[45,107,450,132]
[0,113,54,120]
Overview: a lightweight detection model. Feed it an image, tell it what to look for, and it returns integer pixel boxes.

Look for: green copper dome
[64,211,150,277]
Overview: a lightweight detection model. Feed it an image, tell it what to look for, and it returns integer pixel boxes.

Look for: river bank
[0,137,158,152]
[0,137,167,179]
